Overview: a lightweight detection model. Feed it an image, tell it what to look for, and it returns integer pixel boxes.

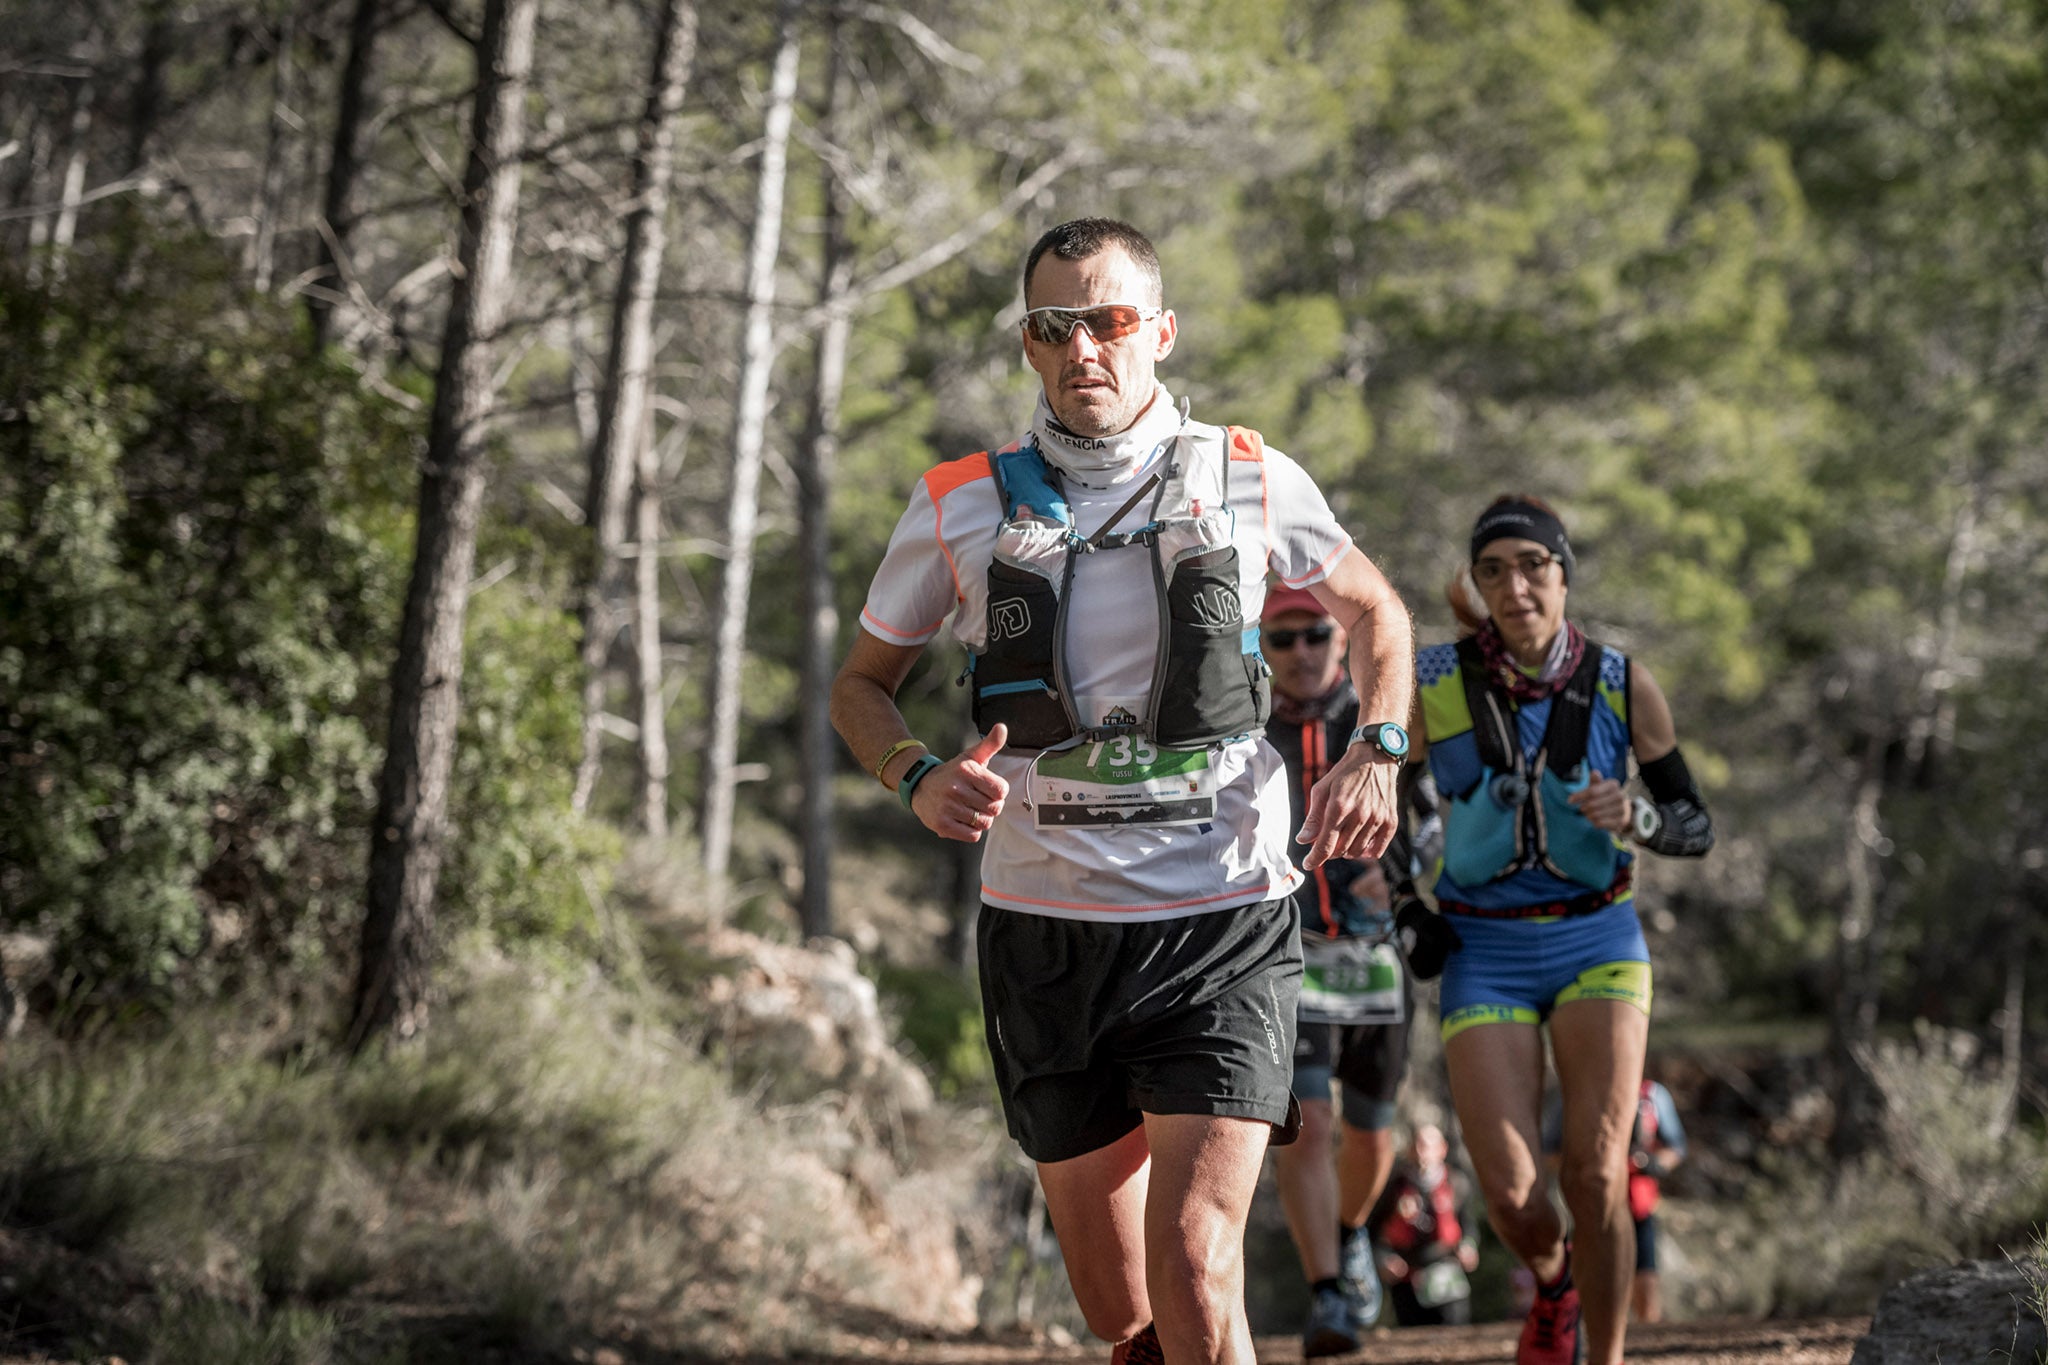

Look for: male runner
[832,218,1414,1364]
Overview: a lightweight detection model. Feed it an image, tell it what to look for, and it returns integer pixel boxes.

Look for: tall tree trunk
[309,0,380,347]
[1830,489,1981,1156]
[572,0,698,816]
[125,5,174,176]
[349,0,540,1051]
[1828,748,1888,1160]
[633,419,670,836]
[42,81,94,282]
[795,11,851,940]
[1993,912,2024,1139]
[699,0,802,892]
[248,11,295,293]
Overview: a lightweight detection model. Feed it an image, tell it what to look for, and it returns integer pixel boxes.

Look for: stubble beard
[1053,377,1142,438]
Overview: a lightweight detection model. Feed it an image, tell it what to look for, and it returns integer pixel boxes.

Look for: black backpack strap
[1453,637,1517,775]
[1535,641,1607,777]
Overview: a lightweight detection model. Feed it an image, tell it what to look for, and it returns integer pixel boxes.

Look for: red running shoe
[1516,1275,1584,1365]
[1110,1323,1164,1365]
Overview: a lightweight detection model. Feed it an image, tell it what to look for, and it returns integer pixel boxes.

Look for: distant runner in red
[1368,1123,1480,1326]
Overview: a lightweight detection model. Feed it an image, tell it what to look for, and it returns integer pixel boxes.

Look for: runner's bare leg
[1037,1125,1152,1344]
[1549,998,1650,1365]
[1274,1097,1340,1279]
[1143,1112,1270,1364]
[1444,1021,1565,1279]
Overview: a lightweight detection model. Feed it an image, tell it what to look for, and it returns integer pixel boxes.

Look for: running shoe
[1302,1283,1361,1359]
[1110,1323,1164,1365]
[1516,1276,1584,1365]
[1338,1222,1384,1327]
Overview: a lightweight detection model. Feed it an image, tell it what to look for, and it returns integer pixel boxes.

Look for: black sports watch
[1349,720,1410,761]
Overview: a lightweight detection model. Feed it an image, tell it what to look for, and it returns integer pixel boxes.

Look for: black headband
[1471,501,1573,584]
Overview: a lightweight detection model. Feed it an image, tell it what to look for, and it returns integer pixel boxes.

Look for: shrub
[1677,1024,2048,1318]
[0,222,615,1005]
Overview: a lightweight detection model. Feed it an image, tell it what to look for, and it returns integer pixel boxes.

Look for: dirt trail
[810,1316,1870,1365]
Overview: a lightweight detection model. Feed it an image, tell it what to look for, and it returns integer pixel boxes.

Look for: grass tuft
[0,936,996,1359]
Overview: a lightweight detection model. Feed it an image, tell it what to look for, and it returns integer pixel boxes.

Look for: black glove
[1395,896,1462,980]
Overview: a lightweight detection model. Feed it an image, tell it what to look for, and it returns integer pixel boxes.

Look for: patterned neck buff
[1474,619,1586,703]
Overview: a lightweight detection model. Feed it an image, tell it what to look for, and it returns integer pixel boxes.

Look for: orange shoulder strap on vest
[922,450,992,502]
[1226,425,1265,461]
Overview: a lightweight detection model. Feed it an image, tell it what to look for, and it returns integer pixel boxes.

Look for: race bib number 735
[1032,735,1216,829]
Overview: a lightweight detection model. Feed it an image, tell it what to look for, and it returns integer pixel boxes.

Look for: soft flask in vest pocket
[1537,762,1620,890]
[1443,766,1524,885]
[1153,514,1268,746]
[970,517,1073,749]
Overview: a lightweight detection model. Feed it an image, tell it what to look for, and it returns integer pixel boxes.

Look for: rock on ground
[1850,1258,2047,1365]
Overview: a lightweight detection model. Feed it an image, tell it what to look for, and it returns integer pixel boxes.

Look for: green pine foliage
[0,228,615,1002]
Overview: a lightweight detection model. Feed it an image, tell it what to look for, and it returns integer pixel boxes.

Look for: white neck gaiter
[1030,386,1182,489]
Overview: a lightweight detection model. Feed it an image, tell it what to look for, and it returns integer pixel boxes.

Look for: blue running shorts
[1437,899,1652,1042]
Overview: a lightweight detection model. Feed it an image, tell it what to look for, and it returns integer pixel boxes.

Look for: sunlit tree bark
[699,0,801,892]
[309,0,381,347]
[350,0,540,1050]
[572,0,698,819]
[794,7,851,939]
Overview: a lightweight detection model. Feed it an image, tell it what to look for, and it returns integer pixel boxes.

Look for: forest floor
[0,1313,1873,1365]
[785,1315,1871,1365]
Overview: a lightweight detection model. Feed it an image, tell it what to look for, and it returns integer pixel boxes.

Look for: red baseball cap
[1260,584,1329,623]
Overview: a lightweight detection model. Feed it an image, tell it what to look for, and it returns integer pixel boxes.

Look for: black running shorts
[1291,1008,1410,1125]
[976,897,1302,1165]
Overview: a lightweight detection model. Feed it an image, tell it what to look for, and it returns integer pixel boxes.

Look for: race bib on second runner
[1031,735,1216,828]
[1298,935,1405,1025]
[1415,1258,1470,1308]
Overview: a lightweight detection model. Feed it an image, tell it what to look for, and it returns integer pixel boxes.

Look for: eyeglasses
[1022,303,1161,347]
[1472,552,1562,587]
[1263,623,1335,650]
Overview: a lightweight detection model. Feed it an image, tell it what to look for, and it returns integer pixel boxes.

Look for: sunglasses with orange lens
[1022,303,1161,346]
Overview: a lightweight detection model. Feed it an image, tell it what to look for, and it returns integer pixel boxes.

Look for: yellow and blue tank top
[1417,640,1635,914]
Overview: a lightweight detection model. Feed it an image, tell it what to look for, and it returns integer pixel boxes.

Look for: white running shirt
[858,392,1356,921]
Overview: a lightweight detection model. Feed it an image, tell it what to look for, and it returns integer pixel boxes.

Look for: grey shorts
[977,898,1302,1164]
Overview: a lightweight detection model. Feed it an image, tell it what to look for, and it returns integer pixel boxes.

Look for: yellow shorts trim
[1438,960,1653,1043]
[1440,1002,1540,1042]
[1555,959,1654,1014]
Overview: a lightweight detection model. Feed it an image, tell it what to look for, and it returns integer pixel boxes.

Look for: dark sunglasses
[1263,623,1335,650]
[1022,303,1161,346]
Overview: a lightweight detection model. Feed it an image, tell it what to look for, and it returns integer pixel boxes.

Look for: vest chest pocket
[972,561,1069,749]
[1156,546,1266,746]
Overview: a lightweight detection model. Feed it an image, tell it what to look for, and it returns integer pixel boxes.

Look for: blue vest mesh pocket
[1538,766,1619,890]
[1443,766,1522,886]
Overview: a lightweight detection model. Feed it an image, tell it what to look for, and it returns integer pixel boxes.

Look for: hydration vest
[1439,637,1621,891]
[963,423,1271,752]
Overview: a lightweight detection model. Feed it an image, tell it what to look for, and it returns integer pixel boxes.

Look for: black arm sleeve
[1636,748,1714,857]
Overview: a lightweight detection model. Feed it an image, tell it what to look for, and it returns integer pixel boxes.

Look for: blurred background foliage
[2,0,2047,1352]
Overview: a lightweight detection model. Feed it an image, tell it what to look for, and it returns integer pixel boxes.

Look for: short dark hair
[1022,218,1163,306]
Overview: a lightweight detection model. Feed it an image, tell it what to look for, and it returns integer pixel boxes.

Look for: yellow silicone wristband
[872,738,925,787]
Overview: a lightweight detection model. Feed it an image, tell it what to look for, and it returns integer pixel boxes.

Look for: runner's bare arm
[831,629,1008,842]
[1297,546,1415,867]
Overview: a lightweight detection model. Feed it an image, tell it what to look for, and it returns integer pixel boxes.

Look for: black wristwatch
[1349,721,1410,761]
